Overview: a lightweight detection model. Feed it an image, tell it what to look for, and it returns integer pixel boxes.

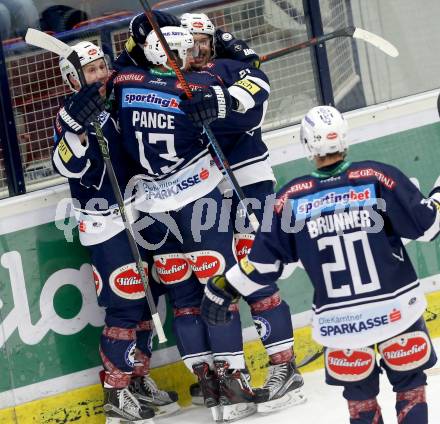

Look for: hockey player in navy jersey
[126,12,305,414]
[179,12,306,412]
[201,105,439,423]
[53,41,179,423]
[110,26,263,421]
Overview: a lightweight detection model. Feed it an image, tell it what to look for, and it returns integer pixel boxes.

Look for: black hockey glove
[201,275,241,326]
[59,83,105,134]
[129,11,180,45]
[179,85,233,128]
[214,29,260,68]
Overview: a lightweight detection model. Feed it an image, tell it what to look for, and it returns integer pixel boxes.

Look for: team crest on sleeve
[92,265,103,297]
[325,347,376,382]
[187,250,226,284]
[378,331,431,371]
[109,263,148,300]
[153,253,192,284]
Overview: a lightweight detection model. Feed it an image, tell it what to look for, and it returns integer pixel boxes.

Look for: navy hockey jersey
[111,65,268,212]
[53,111,142,245]
[226,160,440,348]
[110,45,274,188]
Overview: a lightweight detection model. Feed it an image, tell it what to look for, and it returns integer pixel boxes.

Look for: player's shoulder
[206,58,248,72]
[277,174,317,198]
[274,174,317,213]
[185,69,223,89]
[347,159,405,189]
[349,159,400,172]
[110,66,150,87]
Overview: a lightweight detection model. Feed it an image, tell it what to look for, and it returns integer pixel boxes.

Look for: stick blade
[352,27,399,57]
[25,28,72,58]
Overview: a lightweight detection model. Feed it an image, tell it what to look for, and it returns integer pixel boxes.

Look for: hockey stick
[138,0,261,232]
[25,28,167,344]
[260,26,399,63]
[297,347,324,369]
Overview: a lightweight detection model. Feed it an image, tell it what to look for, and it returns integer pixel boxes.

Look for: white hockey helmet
[300,106,348,159]
[144,26,194,70]
[59,41,106,92]
[181,13,215,36]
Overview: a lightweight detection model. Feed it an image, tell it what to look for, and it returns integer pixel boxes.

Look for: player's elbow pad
[52,133,90,178]
[228,76,270,113]
[416,196,440,242]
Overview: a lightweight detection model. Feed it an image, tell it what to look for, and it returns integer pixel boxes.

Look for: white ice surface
[159,338,440,424]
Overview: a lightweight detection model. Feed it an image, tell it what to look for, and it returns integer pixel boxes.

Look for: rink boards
[1,91,440,422]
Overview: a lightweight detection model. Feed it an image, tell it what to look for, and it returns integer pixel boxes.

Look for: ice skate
[189,382,205,406]
[103,386,155,424]
[130,375,180,417]
[214,360,257,422]
[192,362,220,407]
[192,362,222,420]
[253,358,306,413]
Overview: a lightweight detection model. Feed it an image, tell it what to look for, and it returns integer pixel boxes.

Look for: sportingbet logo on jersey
[122,88,183,114]
[292,184,377,219]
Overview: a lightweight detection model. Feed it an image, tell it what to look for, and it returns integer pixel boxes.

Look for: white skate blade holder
[212,403,257,422]
[154,401,180,417]
[106,418,154,424]
[257,387,307,414]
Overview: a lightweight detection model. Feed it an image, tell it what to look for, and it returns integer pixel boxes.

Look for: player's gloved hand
[214,29,260,68]
[129,11,180,45]
[59,83,105,135]
[201,275,241,325]
[179,85,233,128]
